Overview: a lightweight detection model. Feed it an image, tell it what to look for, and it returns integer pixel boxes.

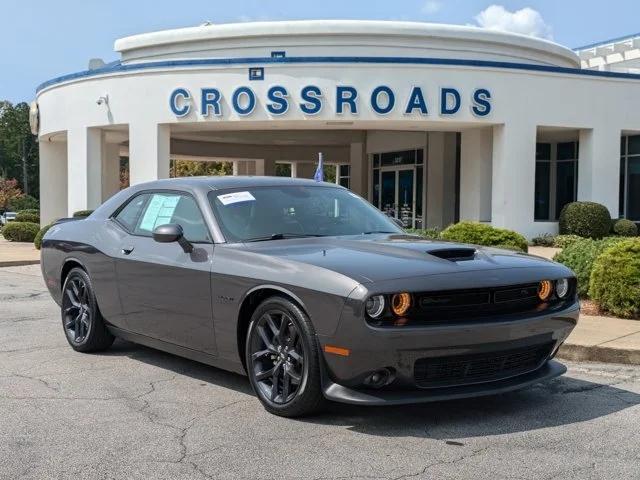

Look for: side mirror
[152,224,193,253]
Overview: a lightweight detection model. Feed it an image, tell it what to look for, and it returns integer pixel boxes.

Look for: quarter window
[115,192,211,243]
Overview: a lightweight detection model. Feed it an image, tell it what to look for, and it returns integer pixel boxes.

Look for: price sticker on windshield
[217,191,256,205]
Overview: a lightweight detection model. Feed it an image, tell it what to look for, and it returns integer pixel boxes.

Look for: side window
[114,194,149,232]
[133,193,211,243]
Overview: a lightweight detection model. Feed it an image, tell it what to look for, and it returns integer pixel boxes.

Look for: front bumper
[317,300,579,404]
[323,359,566,405]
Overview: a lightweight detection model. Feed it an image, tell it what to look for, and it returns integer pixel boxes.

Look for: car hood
[240,234,560,284]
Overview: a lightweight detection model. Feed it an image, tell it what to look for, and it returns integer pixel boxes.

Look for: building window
[620,135,640,221]
[534,141,578,221]
[337,164,350,189]
[371,149,424,228]
[275,163,291,177]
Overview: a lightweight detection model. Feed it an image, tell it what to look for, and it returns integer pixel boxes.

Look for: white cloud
[473,5,553,39]
[421,1,442,15]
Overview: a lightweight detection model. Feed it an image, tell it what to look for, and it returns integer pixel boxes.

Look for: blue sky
[2,0,639,103]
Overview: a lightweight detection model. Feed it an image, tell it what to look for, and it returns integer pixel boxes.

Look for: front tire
[61,267,114,352]
[245,296,325,417]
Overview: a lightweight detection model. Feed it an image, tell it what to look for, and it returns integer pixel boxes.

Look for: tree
[0,101,39,198]
[0,178,22,211]
[170,159,232,177]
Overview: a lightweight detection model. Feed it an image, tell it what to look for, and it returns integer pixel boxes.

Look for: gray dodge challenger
[41,176,579,417]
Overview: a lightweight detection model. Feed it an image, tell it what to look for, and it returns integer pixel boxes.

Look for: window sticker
[139,194,179,231]
[217,191,256,206]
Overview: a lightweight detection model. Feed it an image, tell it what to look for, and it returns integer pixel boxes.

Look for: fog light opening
[363,368,395,388]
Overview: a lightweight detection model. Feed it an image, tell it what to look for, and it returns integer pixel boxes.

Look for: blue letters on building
[171,85,492,118]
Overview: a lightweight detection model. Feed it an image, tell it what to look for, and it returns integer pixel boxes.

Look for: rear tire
[245,296,325,417]
[61,267,114,353]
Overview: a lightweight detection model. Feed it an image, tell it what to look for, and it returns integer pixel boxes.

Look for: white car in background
[1,212,17,226]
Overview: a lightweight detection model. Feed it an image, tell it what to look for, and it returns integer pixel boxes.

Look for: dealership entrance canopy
[35,20,640,237]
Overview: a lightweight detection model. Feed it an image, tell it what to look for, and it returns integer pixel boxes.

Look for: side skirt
[107,326,246,376]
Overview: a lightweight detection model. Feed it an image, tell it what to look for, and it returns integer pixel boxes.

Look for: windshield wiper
[244,233,326,242]
[362,230,398,234]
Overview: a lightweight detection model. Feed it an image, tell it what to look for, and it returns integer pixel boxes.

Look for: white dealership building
[35,21,640,237]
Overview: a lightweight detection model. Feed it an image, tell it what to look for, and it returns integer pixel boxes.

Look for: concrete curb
[0,260,40,268]
[558,344,640,365]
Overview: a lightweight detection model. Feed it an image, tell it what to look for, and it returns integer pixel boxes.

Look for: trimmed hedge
[15,211,40,224]
[553,234,583,249]
[531,233,555,247]
[73,209,94,218]
[553,237,625,297]
[613,218,638,237]
[589,239,640,318]
[439,221,528,252]
[34,224,53,250]
[2,221,40,242]
[7,195,39,211]
[559,201,611,239]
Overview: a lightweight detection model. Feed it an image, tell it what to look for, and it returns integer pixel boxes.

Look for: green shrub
[612,218,638,237]
[553,234,583,249]
[405,227,440,239]
[1,221,40,242]
[15,211,40,224]
[439,221,528,252]
[7,195,39,211]
[553,237,626,297]
[558,201,611,239]
[589,239,640,318]
[73,209,94,218]
[531,233,555,247]
[34,224,53,250]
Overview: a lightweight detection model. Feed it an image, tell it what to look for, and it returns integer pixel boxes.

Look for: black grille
[414,342,554,388]
[414,283,551,323]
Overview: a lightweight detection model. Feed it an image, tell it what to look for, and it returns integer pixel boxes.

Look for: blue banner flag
[314,152,324,182]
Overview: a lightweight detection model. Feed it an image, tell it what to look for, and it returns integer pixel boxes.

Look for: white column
[491,121,537,235]
[427,132,445,228]
[67,127,103,215]
[578,127,620,216]
[39,139,68,225]
[101,142,121,202]
[255,158,276,176]
[349,141,367,195]
[442,133,458,226]
[128,123,170,185]
[460,127,492,222]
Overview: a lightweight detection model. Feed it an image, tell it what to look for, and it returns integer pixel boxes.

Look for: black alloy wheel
[61,268,114,352]
[246,297,325,417]
[63,275,91,344]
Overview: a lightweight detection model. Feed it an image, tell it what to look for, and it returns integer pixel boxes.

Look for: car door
[112,190,216,355]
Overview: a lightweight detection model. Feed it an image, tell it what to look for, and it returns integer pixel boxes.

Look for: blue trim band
[35,55,640,93]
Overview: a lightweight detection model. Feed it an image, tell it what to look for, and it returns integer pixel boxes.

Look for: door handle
[121,246,134,255]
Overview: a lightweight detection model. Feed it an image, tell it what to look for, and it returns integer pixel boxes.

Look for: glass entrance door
[378,167,417,228]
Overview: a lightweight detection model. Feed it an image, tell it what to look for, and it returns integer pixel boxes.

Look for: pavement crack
[390,445,491,480]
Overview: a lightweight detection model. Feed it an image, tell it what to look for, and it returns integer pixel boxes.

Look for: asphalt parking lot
[1,265,640,480]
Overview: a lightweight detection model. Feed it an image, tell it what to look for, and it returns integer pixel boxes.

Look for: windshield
[208,185,403,243]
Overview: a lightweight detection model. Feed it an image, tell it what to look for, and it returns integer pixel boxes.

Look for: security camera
[96,95,108,106]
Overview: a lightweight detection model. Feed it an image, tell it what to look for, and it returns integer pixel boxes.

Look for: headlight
[391,293,412,316]
[555,278,570,299]
[537,280,553,301]
[365,295,385,318]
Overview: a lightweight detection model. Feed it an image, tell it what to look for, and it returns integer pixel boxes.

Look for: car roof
[130,175,343,192]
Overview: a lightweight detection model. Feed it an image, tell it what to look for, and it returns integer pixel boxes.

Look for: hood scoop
[427,247,477,262]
